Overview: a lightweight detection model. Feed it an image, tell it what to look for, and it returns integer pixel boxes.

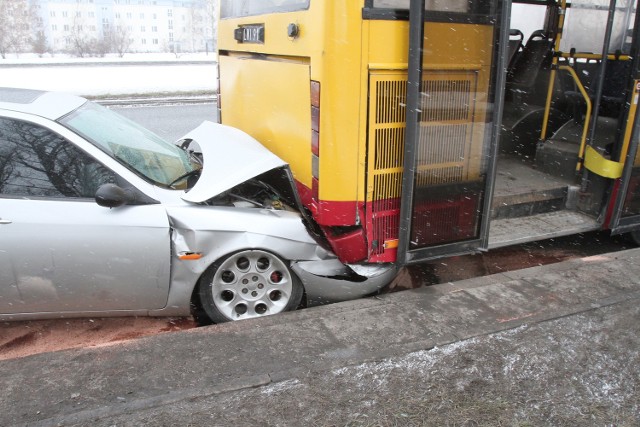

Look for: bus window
[372,0,469,12]
[220,0,310,19]
[510,3,548,41]
[561,0,635,54]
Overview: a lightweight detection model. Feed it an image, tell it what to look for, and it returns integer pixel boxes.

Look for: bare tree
[0,0,34,58]
[31,30,49,57]
[107,20,133,57]
[189,0,215,53]
[68,18,95,57]
[30,1,49,57]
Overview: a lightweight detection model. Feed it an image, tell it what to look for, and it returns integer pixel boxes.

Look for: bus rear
[217,0,498,264]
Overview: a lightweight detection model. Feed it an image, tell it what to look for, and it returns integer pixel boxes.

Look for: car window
[60,102,198,188]
[0,117,116,198]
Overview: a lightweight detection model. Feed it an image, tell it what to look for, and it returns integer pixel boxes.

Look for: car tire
[198,249,304,323]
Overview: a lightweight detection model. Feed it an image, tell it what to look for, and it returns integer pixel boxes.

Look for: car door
[0,116,171,315]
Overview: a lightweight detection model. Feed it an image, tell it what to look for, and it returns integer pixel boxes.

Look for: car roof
[0,87,87,121]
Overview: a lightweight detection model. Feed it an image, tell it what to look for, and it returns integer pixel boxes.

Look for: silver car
[0,88,395,323]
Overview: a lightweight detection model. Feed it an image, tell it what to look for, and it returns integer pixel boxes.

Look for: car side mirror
[95,183,135,208]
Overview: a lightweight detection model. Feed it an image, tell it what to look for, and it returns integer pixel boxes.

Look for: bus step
[535,138,581,180]
[492,156,572,220]
[491,187,567,220]
[488,210,598,249]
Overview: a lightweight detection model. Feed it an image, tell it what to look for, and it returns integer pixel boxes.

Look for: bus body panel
[219,2,370,263]
[219,56,313,188]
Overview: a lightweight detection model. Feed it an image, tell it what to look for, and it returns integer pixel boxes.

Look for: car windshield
[60,102,199,188]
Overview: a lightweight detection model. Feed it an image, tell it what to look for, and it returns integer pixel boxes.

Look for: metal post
[581,0,618,191]
[397,0,425,266]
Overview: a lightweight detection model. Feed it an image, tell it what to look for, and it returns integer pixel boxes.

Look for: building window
[126,12,132,18]
[141,39,147,44]
[167,9,172,17]
[169,32,173,41]
[64,24,70,31]
[62,11,68,17]
[140,13,144,19]
[168,20,173,29]
[52,24,57,30]
[153,38,158,44]
[152,26,157,32]
[115,12,120,18]
[141,26,145,32]
[50,11,56,17]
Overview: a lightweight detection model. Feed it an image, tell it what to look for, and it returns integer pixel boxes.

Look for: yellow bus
[217,0,640,266]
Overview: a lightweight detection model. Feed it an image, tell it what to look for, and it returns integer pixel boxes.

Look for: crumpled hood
[179,121,287,203]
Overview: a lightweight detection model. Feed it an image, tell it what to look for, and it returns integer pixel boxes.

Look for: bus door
[561,0,640,236]
[397,0,509,264]
[608,1,640,234]
[610,82,640,234]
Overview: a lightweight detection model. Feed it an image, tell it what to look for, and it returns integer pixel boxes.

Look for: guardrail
[96,95,217,106]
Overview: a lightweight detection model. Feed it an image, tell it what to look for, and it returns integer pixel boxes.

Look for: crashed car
[0,88,395,323]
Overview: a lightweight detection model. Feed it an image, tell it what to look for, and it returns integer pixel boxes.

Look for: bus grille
[367,70,478,261]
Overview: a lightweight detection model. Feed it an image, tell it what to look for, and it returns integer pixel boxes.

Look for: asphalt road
[111,102,218,142]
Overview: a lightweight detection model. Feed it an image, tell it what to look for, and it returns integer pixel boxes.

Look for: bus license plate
[234,24,265,44]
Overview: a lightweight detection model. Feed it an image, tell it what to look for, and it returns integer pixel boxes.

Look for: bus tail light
[311,80,320,200]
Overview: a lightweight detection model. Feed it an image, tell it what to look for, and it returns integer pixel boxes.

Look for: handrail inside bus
[558,64,593,172]
[539,0,567,142]
[557,52,632,61]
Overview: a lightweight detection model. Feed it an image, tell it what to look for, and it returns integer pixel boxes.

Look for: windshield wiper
[169,168,202,188]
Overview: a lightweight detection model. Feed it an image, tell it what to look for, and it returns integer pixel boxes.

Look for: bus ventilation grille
[367,71,476,261]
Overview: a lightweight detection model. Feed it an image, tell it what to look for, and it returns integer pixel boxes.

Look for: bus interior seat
[507,29,524,69]
[563,56,631,121]
[600,57,631,118]
[507,30,554,89]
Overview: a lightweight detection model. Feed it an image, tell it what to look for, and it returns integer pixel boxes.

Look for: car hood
[179,121,287,203]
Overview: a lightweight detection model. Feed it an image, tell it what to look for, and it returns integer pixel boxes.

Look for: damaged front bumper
[292,260,397,305]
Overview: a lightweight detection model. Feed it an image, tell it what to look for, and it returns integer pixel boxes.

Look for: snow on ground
[1,53,218,97]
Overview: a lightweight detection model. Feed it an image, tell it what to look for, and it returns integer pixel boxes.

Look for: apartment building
[34,0,214,54]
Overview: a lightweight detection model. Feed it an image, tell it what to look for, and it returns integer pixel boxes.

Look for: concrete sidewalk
[2,249,640,426]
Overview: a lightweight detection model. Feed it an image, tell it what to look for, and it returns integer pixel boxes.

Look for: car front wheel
[198,249,304,323]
